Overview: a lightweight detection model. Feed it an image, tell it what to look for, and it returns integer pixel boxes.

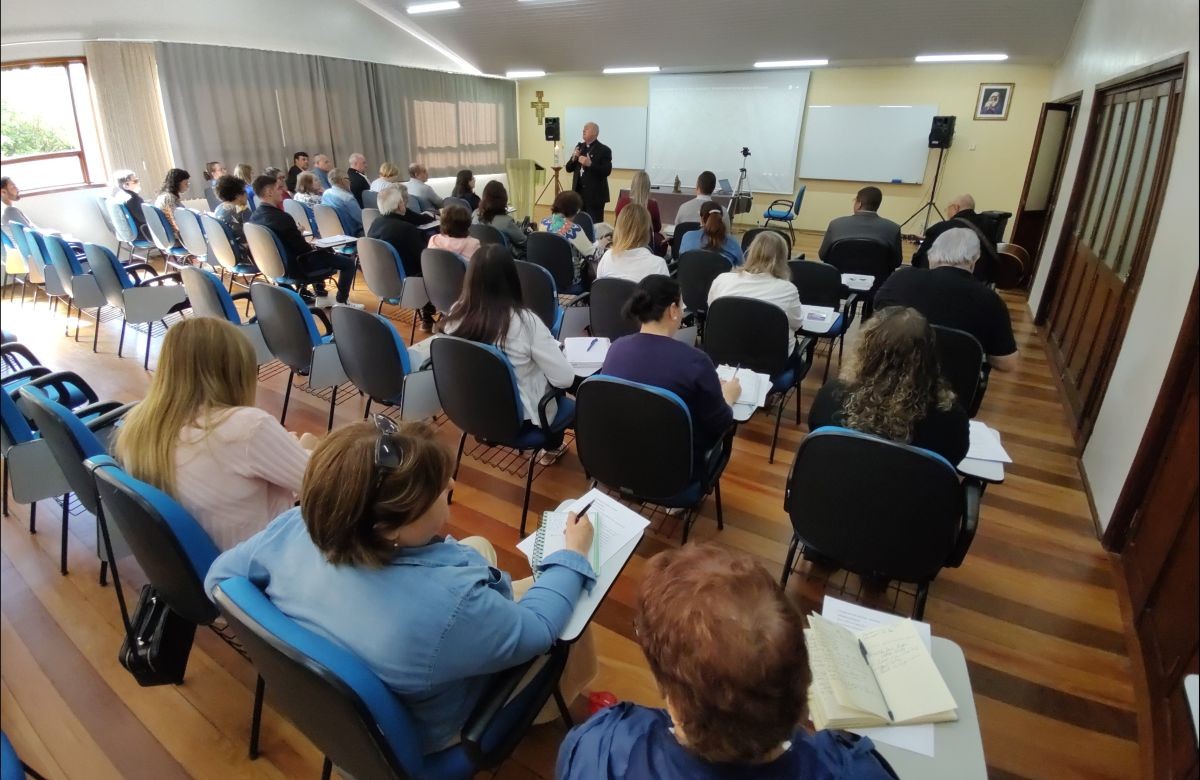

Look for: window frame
[1,56,104,195]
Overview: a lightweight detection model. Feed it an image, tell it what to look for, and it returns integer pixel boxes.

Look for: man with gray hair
[912,193,998,279]
[875,227,1018,371]
[312,154,334,189]
[320,167,364,236]
[405,163,444,213]
[564,121,613,223]
[367,183,435,329]
[347,152,371,206]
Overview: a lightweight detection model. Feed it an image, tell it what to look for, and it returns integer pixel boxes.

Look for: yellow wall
[517,64,1054,237]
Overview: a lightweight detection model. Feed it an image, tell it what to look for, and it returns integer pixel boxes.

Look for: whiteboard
[798,104,938,184]
[563,106,647,169]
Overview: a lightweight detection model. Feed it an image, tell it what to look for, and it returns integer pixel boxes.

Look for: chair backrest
[588,278,639,340]
[90,460,220,625]
[788,259,842,309]
[525,232,575,290]
[17,386,109,514]
[420,248,467,315]
[357,238,407,301]
[1,390,35,448]
[703,296,791,375]
[824,238,896,289]
[283,199,317,236]
[249,283,322,373]
[181,266,242,324]
[993,242,1029,290]
[95,195,119,237]
[85,243,133,308]
[741,226,793,256]
[204,187,221,211]
[200,214,245,272]
[8,221,34,263]
[312,203,348,238]
[361,207,381,234]
[676,250,731,314]
[786,427,963,582]
[174,208,209,257]
[670,222,701,260]
[141,203,178,251]
[331,306,411,404]
[792,185,807,214]
[514,261,559,332]
[110,201,140,243]
[932,325,985,413]
[244,222,290,282]
[573,210,596,241]
[43,233,84,282]
[361,190,379,210]
[443,196,471,212]
[213,577,421,778]
[469,223,508,248]
[575,376,694,500]
[430,336,523,444]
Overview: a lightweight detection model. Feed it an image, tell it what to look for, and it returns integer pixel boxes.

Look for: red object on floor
[587,691,619,715]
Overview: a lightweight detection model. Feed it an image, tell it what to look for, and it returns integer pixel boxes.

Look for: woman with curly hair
[154,167,191,236]
[807,306,969,463]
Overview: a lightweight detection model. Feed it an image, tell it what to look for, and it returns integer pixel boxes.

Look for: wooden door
[1042,65,1184,439]
[1010,100,1075,287]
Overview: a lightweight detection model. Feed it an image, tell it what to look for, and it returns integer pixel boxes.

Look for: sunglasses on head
[361,414,404,528]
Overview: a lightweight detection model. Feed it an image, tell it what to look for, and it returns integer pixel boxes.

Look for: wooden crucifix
[529,91,550,125]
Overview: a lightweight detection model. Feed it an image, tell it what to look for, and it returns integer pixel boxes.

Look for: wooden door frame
[1104,275,1199,552]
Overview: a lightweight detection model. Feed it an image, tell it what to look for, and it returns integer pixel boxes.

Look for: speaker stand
[901,146,948,235]
[536,166,564,207]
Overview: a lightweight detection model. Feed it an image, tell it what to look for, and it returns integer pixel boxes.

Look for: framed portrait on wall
[975,83,1014,120]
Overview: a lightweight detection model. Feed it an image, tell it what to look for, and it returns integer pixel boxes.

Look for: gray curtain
[154,42,516,183]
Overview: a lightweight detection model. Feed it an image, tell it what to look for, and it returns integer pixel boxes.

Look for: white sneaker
[336,301,365,310]
[312,293,336,308]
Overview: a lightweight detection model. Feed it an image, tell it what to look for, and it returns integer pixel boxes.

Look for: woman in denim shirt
[205,418,597,754]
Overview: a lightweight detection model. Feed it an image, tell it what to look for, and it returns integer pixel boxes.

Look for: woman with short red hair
[556,544,896,779]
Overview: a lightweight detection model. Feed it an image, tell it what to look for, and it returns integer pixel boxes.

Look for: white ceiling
[398,0,1086,76]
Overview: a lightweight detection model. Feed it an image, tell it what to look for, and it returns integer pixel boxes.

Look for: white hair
[328,167,349,187]
[348,152,365,165]
[110,169,137,197]
[927,227,981,269]
[377,183,408,215]
[950,193,976,211]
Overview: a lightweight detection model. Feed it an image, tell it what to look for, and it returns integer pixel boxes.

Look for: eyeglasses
[362,414,404,527]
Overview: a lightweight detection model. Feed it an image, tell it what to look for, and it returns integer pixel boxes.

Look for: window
[1,59,105,192]
[412,99,505,173]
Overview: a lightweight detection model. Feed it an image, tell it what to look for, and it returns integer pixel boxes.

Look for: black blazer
[349,169,371,207]
[367,213,428,277]
[911,210,998,282]
[248,202,311,263]
[564,140,613,206]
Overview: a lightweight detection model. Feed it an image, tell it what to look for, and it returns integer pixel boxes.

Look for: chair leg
[99,559,108,586]
[1,464,8,517]
[680,508,695,544]
[713,478,724,531]
[553,686,575,728]
[448,432,467,504]
[326,385,338,432]
[320,757,333,780]
[519,450,536,538]
[249,674,265,759]
[29,500,37,533]
[781,534,799,586]
[363,397,372,420]
[822,340,833,384]
[60,494,70,575]
[280,371,295,425]
[93,307,103,352]
[118,320,127,357]
[913,582,930,621]
[769,395,785,464]
[144,320,153,370]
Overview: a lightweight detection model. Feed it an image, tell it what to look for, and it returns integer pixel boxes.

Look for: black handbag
[118,584,197,687]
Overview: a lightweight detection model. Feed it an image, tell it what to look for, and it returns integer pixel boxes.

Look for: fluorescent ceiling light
[506,70,546,79]
[754,59,828,69]
[915,53,1008,63]
[407,1,460,14]
[880,105,912,108]
[603,66,660,74]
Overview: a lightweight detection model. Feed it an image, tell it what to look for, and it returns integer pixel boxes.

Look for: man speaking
[564,121,613,224]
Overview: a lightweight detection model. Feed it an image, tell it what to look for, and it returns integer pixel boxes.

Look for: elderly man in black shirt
[911,193,999,280]
[875,227,1018,371]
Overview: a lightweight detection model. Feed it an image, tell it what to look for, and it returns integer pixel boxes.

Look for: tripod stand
[901,146,948,234]
[536,165,564,205]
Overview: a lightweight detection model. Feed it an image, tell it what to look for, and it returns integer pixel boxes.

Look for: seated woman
[293,171,324,206]
[541,190,596,266]
[263,166,292,198]
[205,418,597,754]
[428,204,481,260]
[233,163,256,205]
[115,318,313,551]
[557,543,895,780]
[107,169,148,240]
[367,184,435,331]
[451,169,480,212]
[678,202,743,266]
[371,161,403,192]
[614,170,666,256]
[473,180,527,258]
[212,174,251,245]
[596,204,669,283]
[808,306,970,463]
[708,230,801,357]
[154,167,190,237]
[601,275,739,469]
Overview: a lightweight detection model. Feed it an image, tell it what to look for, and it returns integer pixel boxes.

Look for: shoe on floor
[336,300,365,310]
[312,293,336,308]
[538,444,568,466]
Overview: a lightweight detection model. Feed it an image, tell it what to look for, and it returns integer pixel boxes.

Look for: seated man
[673,170,717,227]
[347,153,371,207]
[367,184,435,330]
[818,185,903,269]
[311,154,334,189]
[248,174,359,308]
[911,193,998,281]
[405,163,444,213]
[1,176,32,240]
[286,151,309,193]
[320,168,364,236]
[557,543,895,780]
[875,227,1018,371]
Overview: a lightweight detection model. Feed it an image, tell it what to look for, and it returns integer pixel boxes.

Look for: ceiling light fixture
[506,70,547,79]
[754,59,829,69]
[406,1,460,14]
[914,53,1008,63]
[602,66,660,75]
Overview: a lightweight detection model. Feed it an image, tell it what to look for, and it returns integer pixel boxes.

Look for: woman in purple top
[599,275,740,468]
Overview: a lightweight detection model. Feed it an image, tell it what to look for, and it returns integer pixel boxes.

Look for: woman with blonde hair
[707,230,800,356]
[808,305,969,463]
[596,203,669,282]
[371,161,403,192]
[233,163,256,206]
[614,171,666,255]
[115,318,312,550]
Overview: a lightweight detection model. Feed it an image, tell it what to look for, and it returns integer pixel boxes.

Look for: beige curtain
[84,41,174,189]
[505,158,544,222]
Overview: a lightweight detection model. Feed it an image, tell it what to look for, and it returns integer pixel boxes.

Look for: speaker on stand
[539,117,565,201]
[544,117,560,142]
[902,115,956,233]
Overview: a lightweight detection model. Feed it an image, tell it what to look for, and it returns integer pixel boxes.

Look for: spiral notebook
[517,489,649,577]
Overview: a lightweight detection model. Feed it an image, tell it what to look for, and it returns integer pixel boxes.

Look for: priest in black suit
[912,193,998,281]
[564,122,613,224]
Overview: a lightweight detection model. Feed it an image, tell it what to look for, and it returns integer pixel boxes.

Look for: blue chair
[3,232,29,303]
[331,305,440,421]
[468,223,509,249]
[103,198,156,262]
[284,199,320,237]
[244,222,334,297]
[179,267,272,364]
[430,336,574,537]
[7,222,47,306]
[574,376,730,543]
[514,260,587,339]
[781,427,981,619]
[526,233,580,295]
[312,203,360,258]
[174,207,214,270]
[762,185,806,242]
[421,248,467,318]
[677,249,732,330]
[587,277,639,340]
[357,237,429,341]
[199,213,259,291]
[1,731,43,780]
[22,228,72,314]
[86,243,189,367]
[140,203,191,268]
[42,232,108,343]
[789,259,855,383]
[573,210,596,242]
[213,576,571,779]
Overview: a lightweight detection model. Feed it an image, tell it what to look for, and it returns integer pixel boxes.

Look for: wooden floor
[0,231,1140,779]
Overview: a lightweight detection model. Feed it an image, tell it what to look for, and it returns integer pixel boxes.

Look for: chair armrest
[123,262,159,283]
[459,658,537,753]
[0,342,41,369]
[948,478,983,567]
[308,307,334,336]
[537,386,566,431]
[23,370,101,406]
[231,292,252,303]
[84,402,137,433]
[135,271,183,287]
[3,366,51,389]
[562,292,589,308]
[767,199,793,211]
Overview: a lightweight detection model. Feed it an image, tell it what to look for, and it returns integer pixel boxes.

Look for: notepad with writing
[312,234,356,248]
[517,488,649,576]
[800,305,838,334]
[564,337,610,371]
[716,365,771,407]
[805,613,957,730]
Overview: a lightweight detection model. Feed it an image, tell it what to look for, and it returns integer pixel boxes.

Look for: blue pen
[586,338,598,352]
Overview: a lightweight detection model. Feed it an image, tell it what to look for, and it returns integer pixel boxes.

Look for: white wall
[1028,0,1199,530]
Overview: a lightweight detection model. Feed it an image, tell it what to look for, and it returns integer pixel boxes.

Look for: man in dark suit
[817,186,903,267]
[286,151,309,193]
[911,193,998,281]
[564,122,613,224]
[247,174,359,307]
[367,183,435,330]
[348,153,371,207]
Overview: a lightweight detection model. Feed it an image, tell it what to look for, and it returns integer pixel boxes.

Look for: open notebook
[517,489,648,576]
[716,365,771,407]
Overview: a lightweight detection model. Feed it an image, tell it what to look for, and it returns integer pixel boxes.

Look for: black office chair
[430,336,574,537]
[741,227,794,257]
[361,190,379,210]
[526,233,578,294]
[469,223,509,248]
[575,376,730,543]
[932,325,990,418]
[670,222,701,261]
[781,427,981,620]
[676,250,731,332]
[823,238,898,319]
[513,260,586,340]
[421,248,467,318]
[331,305,436,420]
[587,278,639,340]
[789,259,857,383]
[573,211,596,242]
[702,297,812,464]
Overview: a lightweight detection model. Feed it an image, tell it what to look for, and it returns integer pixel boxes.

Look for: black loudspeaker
[545,117,560,142]
[929,116,956,148]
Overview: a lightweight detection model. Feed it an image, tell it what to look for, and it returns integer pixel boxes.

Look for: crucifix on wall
[530,91,550,125]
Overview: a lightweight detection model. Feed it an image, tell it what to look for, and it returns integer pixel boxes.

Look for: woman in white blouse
[707,230,802,358]
[114,318,314,550]
[596,204,669,283]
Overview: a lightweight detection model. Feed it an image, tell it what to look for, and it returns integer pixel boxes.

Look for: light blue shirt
[321,186,363,236]
[314,168,332,189]
[678,231,744,266]
[204,508,595,753]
